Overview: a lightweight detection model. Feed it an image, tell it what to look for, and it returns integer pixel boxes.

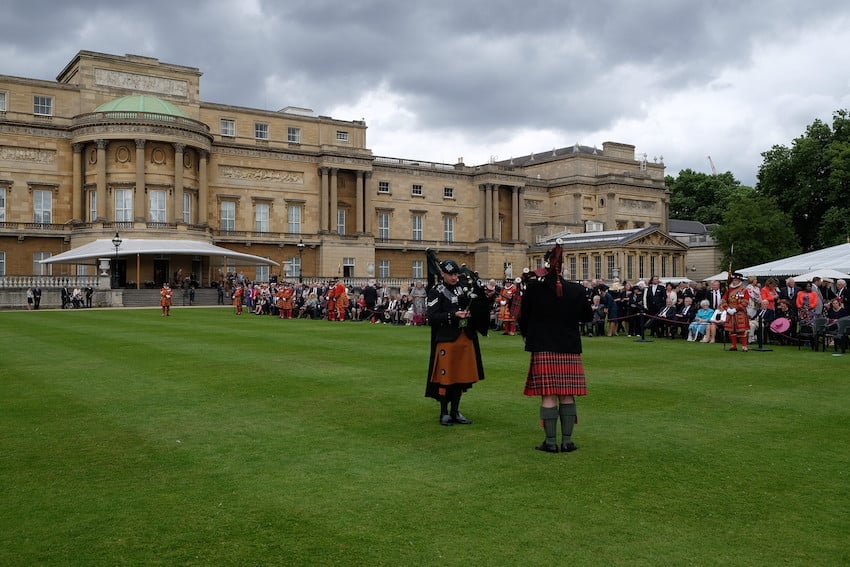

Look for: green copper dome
[94,95,188,118]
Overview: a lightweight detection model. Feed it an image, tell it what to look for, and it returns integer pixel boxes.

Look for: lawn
[1,308,848,566]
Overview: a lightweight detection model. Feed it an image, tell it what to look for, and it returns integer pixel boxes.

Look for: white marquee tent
[735,243,850,278]
[40,238,279,266]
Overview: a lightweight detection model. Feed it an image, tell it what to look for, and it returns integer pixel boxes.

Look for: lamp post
[111,232,122,289]
[297,239,305,283]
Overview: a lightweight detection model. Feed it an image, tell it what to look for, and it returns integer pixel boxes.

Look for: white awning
[735,243,850,277]
[40,238,279,266]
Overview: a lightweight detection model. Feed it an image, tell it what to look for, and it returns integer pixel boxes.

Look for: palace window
[287,204,302,234]
[0,188,5,222]
[569,257,577,280]
[255,203,269,232]
[378,259,390,278]
[582,256,589,280]
[412,214,423,241]
[412,260,423,279]
[183,192,192,224]
[0,91,6,112]
[255,122,269,140]
[0,252,5,276]
[220,119,235,137]
[443,215,454,243]
[639,256,646,280]
[149,190,166,223]
[607,255,615,279]
[443,187,454,199]
[650,256,656,277]
[661,256,667,277]
[220,201,236,231]
[114,189,133,222]
[337,209,347,235]
[336,130,349,143]
[378,181,390,194]
[627,256,634,281]
[89,191,97,222]
[342,257,355,278]
[412,184,423,196]
[33,189,52,224]
[287,127,301,143]
[378,212,390,240]
[256,265,269,282]
[33,95,52,116]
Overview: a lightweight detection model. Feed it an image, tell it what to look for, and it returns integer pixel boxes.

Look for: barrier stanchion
[634,312,653,343]
[752,313,772,352]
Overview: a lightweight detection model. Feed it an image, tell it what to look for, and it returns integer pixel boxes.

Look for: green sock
[559,403,577,444]
[540,406,559,446]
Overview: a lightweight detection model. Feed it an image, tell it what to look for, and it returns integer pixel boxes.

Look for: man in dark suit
[645,297,678,338]
[643,275,667,315]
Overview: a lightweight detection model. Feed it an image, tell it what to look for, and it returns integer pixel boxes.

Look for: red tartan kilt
[524,352,587,397]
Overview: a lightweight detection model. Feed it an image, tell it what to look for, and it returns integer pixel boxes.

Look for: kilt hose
[430,333,480,398]
[524,352,587,397]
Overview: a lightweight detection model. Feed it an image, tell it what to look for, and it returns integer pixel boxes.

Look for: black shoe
[535,442,559,453]
[452,413,472,425]
[440,414,453,426]
[560,442,578,453]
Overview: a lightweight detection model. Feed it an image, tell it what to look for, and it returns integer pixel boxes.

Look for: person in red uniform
[277,283,295,319]
[518,241,593,453]
[498,279,519,335]
[722,272,751,352]
[160,283,173,317]
[232,284,244,315]
[327,279,347,321]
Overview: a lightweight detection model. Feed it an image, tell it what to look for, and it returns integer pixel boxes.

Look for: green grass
[1,308,848,566]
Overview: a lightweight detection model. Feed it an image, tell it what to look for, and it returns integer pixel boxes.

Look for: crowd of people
[578,273,849,350]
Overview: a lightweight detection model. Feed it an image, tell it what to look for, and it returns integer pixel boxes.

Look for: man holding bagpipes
[424,250,496,426]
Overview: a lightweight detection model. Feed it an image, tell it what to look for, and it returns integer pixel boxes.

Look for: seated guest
[675,296,697,339]
[749,299,775,344]
[771,299,796,345]
[590,295,607,337]
[645,297,678,338]
[689,299,714,342]
[826,298,847,322]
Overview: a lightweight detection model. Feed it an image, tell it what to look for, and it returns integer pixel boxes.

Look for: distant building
[668,220,722,281]
[1,50,681,288]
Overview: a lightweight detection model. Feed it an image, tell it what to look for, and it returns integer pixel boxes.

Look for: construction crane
[706,155,717,175]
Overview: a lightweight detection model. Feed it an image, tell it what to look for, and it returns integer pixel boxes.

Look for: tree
[667,169,750,224]
[757,110,850,250]
[711,193,800,271]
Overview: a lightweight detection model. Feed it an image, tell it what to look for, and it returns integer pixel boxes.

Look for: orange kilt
[429,333,480,397]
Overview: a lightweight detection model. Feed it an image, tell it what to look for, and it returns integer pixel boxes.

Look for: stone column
[96,140,108,221]
[71,143,84,222]
[511,186,520,241]
[173,143,185,224]
[484,184,492,240]
[330,168,339,234]
[134,139,146,222]
[478,185,487,241]
[491,184,500,241]
[355,171,364,233]
[363,171,372,234]
[198,150,208,226]
[318,167,329,232]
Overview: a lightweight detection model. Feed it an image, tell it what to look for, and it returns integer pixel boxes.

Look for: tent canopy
[736,243,850,277]
[40,238,279,266]
[790,268,850,283]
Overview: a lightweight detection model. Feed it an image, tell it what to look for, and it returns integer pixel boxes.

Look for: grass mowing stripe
[1,309,848,565]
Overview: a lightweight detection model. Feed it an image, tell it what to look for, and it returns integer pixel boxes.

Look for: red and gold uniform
[160,284,172,316]
[723,273,751,351]
[498,281,518,335]
[327,281,348,321]
[232,285,244,315]
[277,285,295,319]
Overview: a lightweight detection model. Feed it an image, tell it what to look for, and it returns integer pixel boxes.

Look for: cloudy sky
[2,0,849,186]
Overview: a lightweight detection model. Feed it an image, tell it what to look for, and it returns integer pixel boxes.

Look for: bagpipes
[426,249,495,335]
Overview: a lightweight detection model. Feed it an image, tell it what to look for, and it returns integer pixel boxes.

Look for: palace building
[0,50,685,291]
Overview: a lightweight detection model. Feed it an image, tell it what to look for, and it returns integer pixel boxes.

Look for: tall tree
[757,110,850,250]
[667,169,749,224]
[711,193,800,271]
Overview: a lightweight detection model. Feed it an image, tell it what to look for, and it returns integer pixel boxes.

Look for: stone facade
[1,50,681,287]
